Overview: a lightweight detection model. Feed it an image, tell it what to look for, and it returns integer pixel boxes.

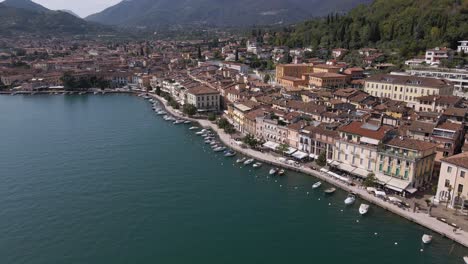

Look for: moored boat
[224,150,236,157]
[422,234,433,244]
[278,169,285,176]
[184,120,191,124]
[344,193,356,205]
[189,126,199,130]
[269,168,278,175]
[463,256,468,264]
[359,204,370,215]
[312,181,322,189]
[195,131,204,135]
[213,146,226,152]
[244,158,254,165]
[236,157,247,163]
[173,120,184,124]
[252,162,262,168]
[324,187,336,194]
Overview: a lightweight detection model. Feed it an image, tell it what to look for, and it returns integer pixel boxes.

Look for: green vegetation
[242,134,259,148]
[316,152,327,167]
[183,104,197,116]
[363,173,378,187]
[270,0,468,57]
[61,73,110,91]
[276,143,289,154]
[217,117,236,134]
[208,113,217,121]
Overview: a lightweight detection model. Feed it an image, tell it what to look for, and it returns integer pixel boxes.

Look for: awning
[309,154,317,159]
[386,178,411,193]
[320,168,329,173]
[327,171,351,183]
[285,147,297,155]
[388,197,403,204]
[337,163,356,173]
[375,190,386,197]
[406,188,418,194]
[329,161,341,167]
[263,141,280,150]
[375,173,393,185]
[292,151,308,160]
[352,167,370,178]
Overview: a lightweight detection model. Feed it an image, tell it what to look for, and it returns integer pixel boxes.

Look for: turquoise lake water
[0,94,466,263]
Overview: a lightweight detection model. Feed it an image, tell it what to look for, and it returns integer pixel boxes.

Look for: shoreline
[148,92,468,249]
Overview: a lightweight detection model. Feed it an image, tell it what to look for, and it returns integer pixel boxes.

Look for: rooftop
[441,152,468,170]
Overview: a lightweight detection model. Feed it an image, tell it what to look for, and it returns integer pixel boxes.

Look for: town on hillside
[1,34,468,214]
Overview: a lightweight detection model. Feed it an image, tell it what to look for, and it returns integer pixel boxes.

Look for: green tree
[183,104,197,116]
[316,152,327,167]
[218,117,230,129]
[208,113,217,121]
[263,74,271,84]
[242,134,259,148]
[363,173,378,187]
[224,125,236,134]
[235,49,239,61]
[155,86,161,95]
[276,143,290,154]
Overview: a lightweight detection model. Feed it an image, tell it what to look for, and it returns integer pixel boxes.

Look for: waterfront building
[435,152,468,208]
[364,74,454,108]
[332,121,395,180]
[299,126,339,161]
[228,100,261,133]
[458,41,468,53]
[186,86,220,112]
[377,138,437,192]
[256,114,289,144]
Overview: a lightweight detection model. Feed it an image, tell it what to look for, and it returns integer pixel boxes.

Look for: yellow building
[364,74,454,109]
[308,72,347,88]
[276,64,314,80]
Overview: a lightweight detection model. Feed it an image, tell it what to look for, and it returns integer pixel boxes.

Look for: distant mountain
[60,9,81,18]
[2,0,49,13]
[0,2,113,36]
[86,0,372,28]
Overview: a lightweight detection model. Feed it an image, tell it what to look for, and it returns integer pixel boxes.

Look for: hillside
[2,0,49,13]
[270,0,468,55]
[86,0,372,28]
[0,3,113,36]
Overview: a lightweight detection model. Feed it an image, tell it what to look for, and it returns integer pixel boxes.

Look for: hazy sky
[28,0,122,17]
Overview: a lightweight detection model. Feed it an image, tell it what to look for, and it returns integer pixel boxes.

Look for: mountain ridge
[86,0,372,28]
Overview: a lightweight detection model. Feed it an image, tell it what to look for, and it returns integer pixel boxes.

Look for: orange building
[308,72,347,88]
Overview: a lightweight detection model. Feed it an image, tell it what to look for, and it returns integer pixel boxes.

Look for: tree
[235,49,239,61]
[263,74,271,84]
[208,113,217,121]
[276,143,289,154]
[217,118,230,129]
[155,86,161,95]
[183,104,197,116]
[224,125,236,134]
[363,173,378,187]
[316,152,327,167]
[243,134,259,148]
[197,46,202,60]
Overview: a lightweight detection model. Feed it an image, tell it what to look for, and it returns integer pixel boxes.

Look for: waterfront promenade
[149,92,468,249]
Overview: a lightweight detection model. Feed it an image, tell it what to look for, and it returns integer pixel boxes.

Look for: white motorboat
[422,234,433,244]
[269,168,278,175]
[236,157,247,163]
[463,256,468,264]
[224,150,236,157]
[213,146,226,152]
[278,169,285,176]
[157,111,166,115]
[173,120,184,124]
[210,141,218,146]
[184,120,191,124]
[252,162,262,168]
[312,181,322,189]
[189,126,199,130]
[324,188,336,194]
[244,159,254,165]
[204,140,212,144]
[359,204,370,215]
[195,131,204,135]
[344,193,356,205]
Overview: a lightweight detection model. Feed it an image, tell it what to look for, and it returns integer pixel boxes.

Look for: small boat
[252,162,262,168]
[244,158,254,165]
[224,151,236,157]
[278,169,285,176]
[184,120,191,124]
[204,140,212,144]
[324,188,336,194]
[344,193,356,205]
[236,157,246,163]
[269,168,278,175]
[189,126,199,130]
[157,111,166,115]
[210,141,218,146]
[213,146,226,152]
[312,182,322,189]
[359,204,370,215]
[94,91,99,95]
[195,131,204,135]
[463,256,468,264]
[422,234,433,244]
[173,120,184,124]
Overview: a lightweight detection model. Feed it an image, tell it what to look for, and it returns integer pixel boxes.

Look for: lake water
[0,94,465,264]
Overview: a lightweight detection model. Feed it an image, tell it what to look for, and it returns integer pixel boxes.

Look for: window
[458,184,464,194]
[461,171,466,178]
[445,179,450,187]
[447,166,452,173]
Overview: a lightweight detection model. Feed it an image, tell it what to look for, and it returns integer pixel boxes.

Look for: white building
[435,152,468,208]
[457,41,468,53]
[425,47,452,66]
[403,68,468,98]
[186,86,220,112]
